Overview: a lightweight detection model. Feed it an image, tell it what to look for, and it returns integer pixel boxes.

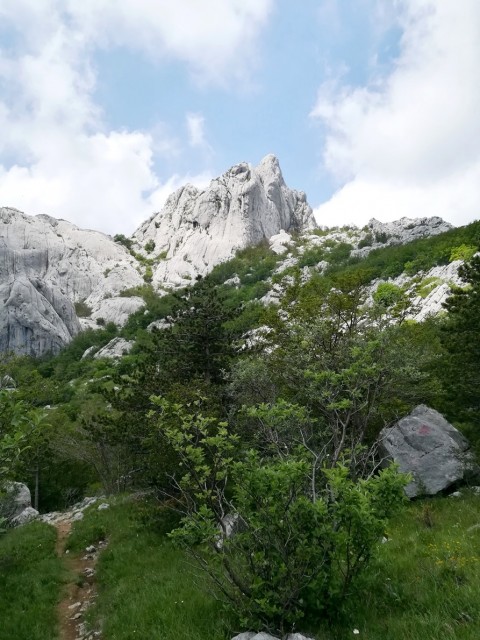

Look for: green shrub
[358,233,373,248]
[154,400,408,633]
[144,266,153,283]
[144,240,156,253]
[74,301,92,318]
[373,282,405,308]
[374,231,390,244]
[449,244,477,262]
[113,234,133,251]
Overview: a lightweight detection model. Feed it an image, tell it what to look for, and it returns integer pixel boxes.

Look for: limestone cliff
[133,155,316,288]
[0,207,144,356]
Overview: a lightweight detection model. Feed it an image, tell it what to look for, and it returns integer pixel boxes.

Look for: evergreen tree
[439,255,480,429]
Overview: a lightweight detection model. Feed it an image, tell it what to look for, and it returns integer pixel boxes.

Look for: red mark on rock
[418,424,431,435]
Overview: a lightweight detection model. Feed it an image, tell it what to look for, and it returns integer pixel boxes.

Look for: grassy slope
[317,490,480,640]
[68,498,231,640]
[0,521,64,640]
[66,492,480,640]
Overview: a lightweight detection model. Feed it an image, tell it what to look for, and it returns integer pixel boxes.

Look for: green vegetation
[144,239,155,253]
[156,398,407,632]
[339,490,480,640]
[144,265,153,283]
[113,233,133,251]
[358,232,373,248]
[68,499,230,640]
[437,255,480,451]
[417,276,443,298]
[341,219,480,280]
[74,300,92,318]
[450,244,477,262]
[0,522,63,640]
[2,221,480,637]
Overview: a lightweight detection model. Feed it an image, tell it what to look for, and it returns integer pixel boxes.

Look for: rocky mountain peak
[133,155,317,287]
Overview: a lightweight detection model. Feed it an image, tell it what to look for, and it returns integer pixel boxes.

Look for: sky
[0,0,479,235]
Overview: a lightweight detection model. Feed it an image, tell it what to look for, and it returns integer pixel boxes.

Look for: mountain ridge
[0,155,458,357]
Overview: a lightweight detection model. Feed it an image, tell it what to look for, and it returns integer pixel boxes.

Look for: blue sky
[0,1,479,234]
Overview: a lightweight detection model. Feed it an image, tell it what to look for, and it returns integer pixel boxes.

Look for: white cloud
[312,0,480,228]
[0,0,273,234]
[67,0,274,84]
[186,113,207,148]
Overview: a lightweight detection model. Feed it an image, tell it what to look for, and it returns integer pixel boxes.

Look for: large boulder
[0,481,39,525]
[11,506,39,527]
[379,405,479,497]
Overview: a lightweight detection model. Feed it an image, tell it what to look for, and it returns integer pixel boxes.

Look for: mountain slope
[0,155,317,356]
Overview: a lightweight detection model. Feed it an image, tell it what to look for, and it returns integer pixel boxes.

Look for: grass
[1,491,479,639]
[311,489,480,640]
[0,521,64,640]
[68,497,232,640]
[68,491,480,640]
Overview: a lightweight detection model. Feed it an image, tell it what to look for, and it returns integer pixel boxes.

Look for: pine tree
[440,255,480,428]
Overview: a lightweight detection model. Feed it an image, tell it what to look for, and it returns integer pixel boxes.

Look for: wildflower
[353,630,360,635]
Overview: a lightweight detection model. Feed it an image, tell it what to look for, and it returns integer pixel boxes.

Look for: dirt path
[48,505,105,640]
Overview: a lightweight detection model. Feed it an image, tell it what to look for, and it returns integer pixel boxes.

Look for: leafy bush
[74,301,92,318]
[373,282,405,308]
[358,233,373,248]
[144,266,153,283]
[144,240,156,253]
[374,231,390,244]
[113,234,133,251]
[153,400,408,634]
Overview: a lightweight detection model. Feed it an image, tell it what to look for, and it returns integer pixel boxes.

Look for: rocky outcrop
[379,405,479,498]
[90,297,145,327]
[368,216,453,243]
[0,481,39,526]
[0,207,144,356]
[93,337,134,360]
[132,155,316,288]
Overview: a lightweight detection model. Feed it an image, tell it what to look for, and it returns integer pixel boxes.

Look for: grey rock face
[11,506,39,526]
[379,405,478,497]
[90,296,145,327]
[93,337,134,360]
[0,375,16,389]
[1,481,31,516]
[367,216,453,244]
[133,155,317,288]
[0,481,39,526]
[0,207,144,356]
